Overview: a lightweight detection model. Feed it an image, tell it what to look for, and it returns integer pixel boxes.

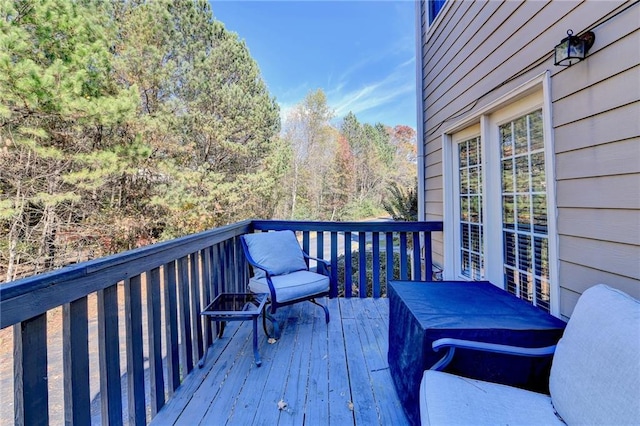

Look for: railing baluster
[235,236,246,292]
[213,244,222,298]
[98,284,123,426]
[164,260,181,393]
[124,275,146,425]
[14,313,48,426]
[230,239,239,292]
[330,232,338,298]
[212,244,223,337]
[201,248,214,348]
[424,231,433,281]
[386,232,394,284]
[189,253,204,362]
[413,231,421,280]
[63,297,90,426]
[400,233,408,280]
[302,231,310,261]
[358,232,367,298]
[147,267,165,415]
[178,256,194,373]
[344,231,352,298]
[237,239,245,292]
[372,232,381,297]
[231,238,239,291]
[317,231,324,260]
[222,240,231,293]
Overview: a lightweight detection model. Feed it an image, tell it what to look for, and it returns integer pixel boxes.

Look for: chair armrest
[244,257,275,277]
[303,253,331,276]
[302,252,330,266]
[430,337,557,371]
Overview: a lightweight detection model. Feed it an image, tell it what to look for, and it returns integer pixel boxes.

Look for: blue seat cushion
[243,230,308,279]
[249,270,329,303]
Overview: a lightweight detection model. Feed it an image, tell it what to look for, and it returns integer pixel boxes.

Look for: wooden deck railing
[0,219,442,425]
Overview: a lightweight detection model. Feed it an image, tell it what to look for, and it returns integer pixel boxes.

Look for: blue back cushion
[243,230,308,278]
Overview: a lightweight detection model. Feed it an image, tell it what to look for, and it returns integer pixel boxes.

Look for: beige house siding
[418,0,640,317]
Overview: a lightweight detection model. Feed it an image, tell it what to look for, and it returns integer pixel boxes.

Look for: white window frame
[442,71,560,315]
[451,124,482,280]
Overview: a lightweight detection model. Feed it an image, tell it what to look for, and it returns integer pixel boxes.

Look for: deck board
[305,300,330,424]
[151,298,409,426]
[279,304,314,425]
[326,298,355,426]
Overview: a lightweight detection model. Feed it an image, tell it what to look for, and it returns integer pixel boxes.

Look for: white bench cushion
[420,370,563,426]
[249,270,329,303]
[549,284,640,425]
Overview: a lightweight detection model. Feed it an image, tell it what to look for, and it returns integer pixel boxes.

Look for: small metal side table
[199,292,268,367]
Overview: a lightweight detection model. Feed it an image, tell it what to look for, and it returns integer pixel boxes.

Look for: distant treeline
[0,0,416,281]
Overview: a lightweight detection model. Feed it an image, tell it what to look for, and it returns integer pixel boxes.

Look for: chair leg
[262,303,281,339]
[310,298,330,323]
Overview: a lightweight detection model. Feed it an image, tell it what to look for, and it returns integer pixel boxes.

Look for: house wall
[418,0,640,317]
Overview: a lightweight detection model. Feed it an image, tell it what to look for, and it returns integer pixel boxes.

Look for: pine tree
[0,0,138,280]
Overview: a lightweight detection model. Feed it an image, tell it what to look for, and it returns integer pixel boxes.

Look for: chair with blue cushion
[240,230,332,338]
[419,284,640,425]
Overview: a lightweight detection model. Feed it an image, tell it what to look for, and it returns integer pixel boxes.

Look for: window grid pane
[458,137,484,279]
[500,109,549,312]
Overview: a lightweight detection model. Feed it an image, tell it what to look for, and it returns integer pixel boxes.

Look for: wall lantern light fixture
[554,29,596,66]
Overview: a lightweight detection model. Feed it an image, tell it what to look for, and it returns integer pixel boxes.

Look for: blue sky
[210,1,417,129]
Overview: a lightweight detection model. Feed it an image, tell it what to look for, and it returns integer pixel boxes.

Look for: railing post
[14,313,49,426]
[63,297,91,426]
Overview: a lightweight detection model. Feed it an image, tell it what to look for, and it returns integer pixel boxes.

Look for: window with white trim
[456,136,484,279]
[499,109,551,312]
[444,83,556,314]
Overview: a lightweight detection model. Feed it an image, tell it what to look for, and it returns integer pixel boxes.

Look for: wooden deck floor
[151,297,409,425]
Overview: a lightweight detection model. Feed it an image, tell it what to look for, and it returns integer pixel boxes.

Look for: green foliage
[1,0,140,278]
[341,199,386,221]
[336,250,410,297]
[383,179,418,221]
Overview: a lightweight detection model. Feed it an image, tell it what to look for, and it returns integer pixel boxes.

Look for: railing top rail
[250,220,444,233]
[0,220,252,329]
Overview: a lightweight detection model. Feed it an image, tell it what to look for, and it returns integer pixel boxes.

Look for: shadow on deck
[151,297,409,425]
